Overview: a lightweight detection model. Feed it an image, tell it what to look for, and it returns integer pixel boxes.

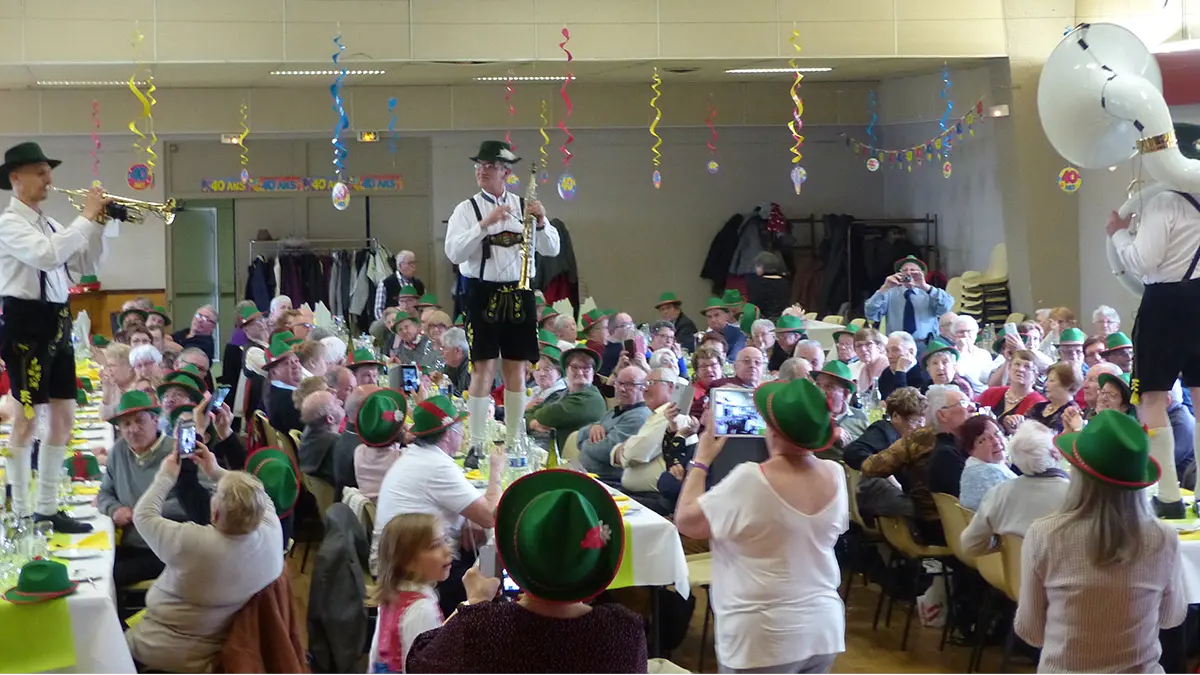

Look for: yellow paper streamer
[539,99,550,173]
[126,27,157,177]
[649,68,663,170]
[238,101,250,168]
[787,29,804,164]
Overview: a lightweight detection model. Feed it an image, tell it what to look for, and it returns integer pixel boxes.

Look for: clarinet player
[0,142,110,533]
[444,141,560,454]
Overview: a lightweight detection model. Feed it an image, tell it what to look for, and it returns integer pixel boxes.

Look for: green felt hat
[398,285,419,299]
[91,334,110,348]
[654,292,682,308]
[410,395,467,438]
[149,306,171,326]
[118,308,149,326]
[246,447,300,518]
[263,333,298,369]
[774,315,805,333]
[535,290,546,302]
[739,304,761,336]
[560,346,601,372]
[168,404,195,430]
[1056,327,1086,346]
[753,378,835,452]
[75,387,87,406]
[832,324,861,341]
[495,470,624,603]
[454,314,466,327]
[539,345,563,365]
[415,293,440,309]
[894,254,927,273]
[922,339,960,367]
[1055,409,1159,490]
[390,311,420,333]
[1098,372,1133,400]
[348,348,384,370]
[0,142,61,191]
[815,360,857,394]
[3,559,77,603]
[539,306,559,324]
[77,376,93,393]
[356,389,408,447]
[470,140,521,164]
[577,310,604,339]
[237,304,263,325]
[79,274,99,284]
[721,289,744,308]
[702,297,730,316]
[156,363,206,402]
[106,390,160,424]
[65,451,102,481]
[1101,331,1133,354]
[538,328,558,347]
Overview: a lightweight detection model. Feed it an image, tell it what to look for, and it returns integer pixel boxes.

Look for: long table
[601,482,691,599]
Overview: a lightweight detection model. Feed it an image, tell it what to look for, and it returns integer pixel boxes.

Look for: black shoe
[1153,497,1186,520]
[463,445,483,471]
[34,510,94,534]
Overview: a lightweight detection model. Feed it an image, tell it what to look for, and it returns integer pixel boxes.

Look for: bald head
[614,365,647,406]
[301,390,344,431]
[777,357,812,382]
[1083,361,1123,408]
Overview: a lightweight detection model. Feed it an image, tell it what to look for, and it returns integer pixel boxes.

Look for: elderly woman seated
[99,343,138,420]
[1025,362,1081,433]
[129,344,164,381]
[960,421,1070,555]
[125,443,284,673]
[958,415,1015,510]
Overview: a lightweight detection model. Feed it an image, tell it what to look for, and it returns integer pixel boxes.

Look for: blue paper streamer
[330,34,349,178]
[939,64,953,131]
[387,96,398,157]
[866,90,878,146]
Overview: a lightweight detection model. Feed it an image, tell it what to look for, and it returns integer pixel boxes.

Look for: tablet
[710,386,767,438]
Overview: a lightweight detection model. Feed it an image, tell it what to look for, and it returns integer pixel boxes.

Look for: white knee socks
[36,444,67,517]
[504,389,525,446]
[6,441,33,516]
[1150,426,1182,503]
[467,395,490,448]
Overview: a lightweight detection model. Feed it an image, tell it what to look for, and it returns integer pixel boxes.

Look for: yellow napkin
[49,531,111,551]
[73,485,100,496]
[612,494,630,503]
[1182,489,1195,498]
[464,470,483,481]
[1179,531,1200,542]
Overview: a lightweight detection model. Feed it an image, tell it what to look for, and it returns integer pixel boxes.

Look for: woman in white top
[676,378,847,674]
[1015,410,1186,673]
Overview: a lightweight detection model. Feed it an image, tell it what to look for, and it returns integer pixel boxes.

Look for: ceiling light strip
[38,80,148,86]
[726,67,833,74]
[270,69,386,76]
[475,75,574,82]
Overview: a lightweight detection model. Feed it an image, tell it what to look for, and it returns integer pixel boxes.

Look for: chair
[874,516,953,651]
[363,500,377,549]
[560,430,581,463]
[280,429,301,465]
[970,549,1010,673]
[946,277,965,312]
[254,410,277,447]
[802,312,818,320]
[303,473,336,516]
[685,553,714,673]
[931,493,977,651]
[849,317,867,329]
[821,315,845,326]
[1004,312,1026,325]
[841,466,881,603]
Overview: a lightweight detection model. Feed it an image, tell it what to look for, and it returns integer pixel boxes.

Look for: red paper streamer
[706,104,718,155]
[504,74,515,149]
[558,27,574,167]
[91,100,101,180]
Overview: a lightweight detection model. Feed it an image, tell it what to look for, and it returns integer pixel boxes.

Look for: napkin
[49,531,111,551]
[72,486,100,496]
[0,599,76,672]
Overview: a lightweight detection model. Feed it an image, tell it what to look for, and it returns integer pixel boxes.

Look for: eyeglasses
[474,161,506,171]
[615,380,647,389]
[194,313,216,324]
[567,364,594,373]
[941,399,976,411]
[647,379,675,387]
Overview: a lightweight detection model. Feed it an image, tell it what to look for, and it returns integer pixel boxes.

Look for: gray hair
[649,320,675,336]
[1009,420,1058,475]
[323,366,351,390]
[795,339,822,354]
[320,336,347,364]
[1092,305,1120,323]
[179,347,210,367]
[648,349,680,378]
[300,391,340,429]
[270,295,292,314]
[887,331,917,352]
[128,344,163,366]
[395,250,416,265]
[925,384,956,426]
[953,315,979,333]
[1035,308,1052,322]
[309,326,334,341]
[441,327,469,353]
[777,357,812,382]
[648,367,678,390]
[551,314,576,334]
[751,318,776,334]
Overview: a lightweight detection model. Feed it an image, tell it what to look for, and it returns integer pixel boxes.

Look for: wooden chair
[686,553,714,673]
[874,516,953,651]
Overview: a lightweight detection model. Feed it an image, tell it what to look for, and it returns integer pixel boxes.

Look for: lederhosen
[0,215,77,418]
[462,195,539,364]
[1132,191,1200,392]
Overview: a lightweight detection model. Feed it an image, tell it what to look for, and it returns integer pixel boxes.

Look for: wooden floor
[284,549,1035,674]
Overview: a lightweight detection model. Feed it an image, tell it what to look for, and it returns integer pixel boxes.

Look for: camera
[902,274,912,283]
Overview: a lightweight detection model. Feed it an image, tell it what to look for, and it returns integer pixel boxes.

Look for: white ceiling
[2,56,1002,89]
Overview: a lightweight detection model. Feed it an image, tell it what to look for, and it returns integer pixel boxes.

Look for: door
[170,205,220,359]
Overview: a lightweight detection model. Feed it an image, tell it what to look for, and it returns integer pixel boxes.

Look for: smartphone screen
[711,386,767,438]
[401,363,420,393]
[674,384,695,410]
[177,421,197,456]
[623,339,636,355]
[1004,322,1018,338]
[212,384,231,408]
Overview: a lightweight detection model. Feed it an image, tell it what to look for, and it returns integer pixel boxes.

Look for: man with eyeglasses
[374,249,425,320]
[527,347,606,462]
[445,141,560,453]
[610,367,699,510]
[173,304,218,361]
[578,365,653,485]
[925,385,977,499]
[600,312,638,377]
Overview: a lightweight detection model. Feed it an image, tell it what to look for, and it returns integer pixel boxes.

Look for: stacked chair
[955,244,1012,329]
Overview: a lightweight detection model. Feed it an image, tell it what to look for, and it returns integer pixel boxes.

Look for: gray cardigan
[97,434,210,548]
[577,403,652,483]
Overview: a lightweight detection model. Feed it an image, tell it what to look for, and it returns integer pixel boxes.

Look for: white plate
[54,549,104,560]
[68,506,99,520]
[68,495,94,505]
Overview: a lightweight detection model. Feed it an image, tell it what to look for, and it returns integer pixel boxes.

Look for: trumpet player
[444,141,560,451]
[0,141,110,533]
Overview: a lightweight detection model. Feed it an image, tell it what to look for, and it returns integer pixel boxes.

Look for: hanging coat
[700,214,744,294]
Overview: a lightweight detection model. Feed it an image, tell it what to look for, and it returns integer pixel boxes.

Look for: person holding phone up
[864,255,955,355]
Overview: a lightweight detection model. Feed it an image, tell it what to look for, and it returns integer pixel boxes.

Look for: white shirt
[370,443,481,573]
[444,189,561,282]
[366,581,441,674]
[698,461,848,670]
[1112,190,1200,284]
[0,196,105,303]
[613,402,672,493]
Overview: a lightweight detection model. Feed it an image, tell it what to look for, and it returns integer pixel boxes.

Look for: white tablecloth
[603,484,691,599]
[804,320,849,350]
[56,516,135,674]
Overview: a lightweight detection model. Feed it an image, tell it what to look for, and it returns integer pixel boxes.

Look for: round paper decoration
[790,166,807,194]
[505,172,521,191]
[866,158,880,172]
[240,169,250,183]
[707,160,719,174]
[127,163,153,191]
[652,170,662,190]
[1058,167,1082,193]
[558,173,577,201]
[942,161,952,178]
[331,181,351,210]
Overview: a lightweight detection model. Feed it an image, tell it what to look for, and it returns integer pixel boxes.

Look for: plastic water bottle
[866,377,884,423]
[505,434,532,486]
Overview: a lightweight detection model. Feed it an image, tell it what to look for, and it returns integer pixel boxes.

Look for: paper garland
[238,101,250,183]
[557,27,576,201]
[387,96,398,165]
[649,68,662,189]
[842,99,986,172]
[90,100,101,184]
[939,64,953,132]
[127,27,157,181]
[787,29,805,194]
[330,32,350,210]
[706,101,719,174]
[538,99,551,185]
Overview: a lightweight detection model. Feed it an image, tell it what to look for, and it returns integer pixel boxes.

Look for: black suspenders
[467,195,526,283]
[1169,191,1200,282]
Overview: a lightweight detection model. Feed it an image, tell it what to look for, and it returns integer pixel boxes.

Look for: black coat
[843,419,902,471]
[700,215,744,294]
[379,273,425,311]
[307,504,371,675]
[266,384,304,436]
[673,313,699,353]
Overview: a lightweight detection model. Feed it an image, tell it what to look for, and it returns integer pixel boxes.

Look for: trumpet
[53,186,178,225]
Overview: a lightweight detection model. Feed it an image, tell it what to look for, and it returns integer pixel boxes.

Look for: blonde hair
[104,342,131,366]
[214,472,266,536]
[421,309,451,328]
[292,376,328,410]
[373,513,441,606]
[885,387,926,419]
[295,340,325,369]
[1055,473,1165,567]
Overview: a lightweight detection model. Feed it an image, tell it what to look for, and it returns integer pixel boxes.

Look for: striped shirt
[1015,512,1186,673]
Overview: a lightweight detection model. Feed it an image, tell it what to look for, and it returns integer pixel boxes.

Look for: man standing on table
[445,141,560,453]
[0,142,110,533]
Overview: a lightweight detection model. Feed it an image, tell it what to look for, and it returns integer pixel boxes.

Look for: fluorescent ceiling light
[474,75,575,82]
[726,67,834,74]
[37,80,147,86]
[270,69,386,76]
[1152,39,1200,54]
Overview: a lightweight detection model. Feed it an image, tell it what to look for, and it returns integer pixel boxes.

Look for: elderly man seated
[1077,362,1123,419]
[700,297,746,360]
[99,391,213,588]
[158,364,245,470]
[388,311,440,371]
[767,315,806,372]
[297,390,344,486]
[438,327,472,397]
[528,347,607,457]
[578,365,653,485]
[323,366,357,407]
[647,320,689,378]
[263,334,305,435]
[813,361,868,457]
[172,304,218,361]
[610,367,699,509]
[710,345,766,391]
[950,315,991,394]
[878,331,930,398]
[599,312,639,377]
[1099,331,1133,373]
[793,339,825,373]
[348,348,385,387]
[332,384,380,500]
[777,357,813,382]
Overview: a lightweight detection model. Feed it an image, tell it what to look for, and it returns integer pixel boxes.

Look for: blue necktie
[903,289,917,335]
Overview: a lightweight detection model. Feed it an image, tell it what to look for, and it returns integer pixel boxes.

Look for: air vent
[663,67,699,74]
[431,60,498,66]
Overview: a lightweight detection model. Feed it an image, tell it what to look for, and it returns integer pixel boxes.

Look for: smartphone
[177,419,197,456]
[711,386,767,438]
[1004,322,1018,337]
[674,384,695,410]
[623,338,636,356]
[479,544,500,578]
[400,363,420,393]
[212,384,232,408]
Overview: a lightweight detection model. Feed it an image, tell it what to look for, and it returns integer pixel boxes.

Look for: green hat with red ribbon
[409,395,467,438]
[356,389,409,447]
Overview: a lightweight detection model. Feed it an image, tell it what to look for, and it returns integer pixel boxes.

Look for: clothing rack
[248,237,379,261]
